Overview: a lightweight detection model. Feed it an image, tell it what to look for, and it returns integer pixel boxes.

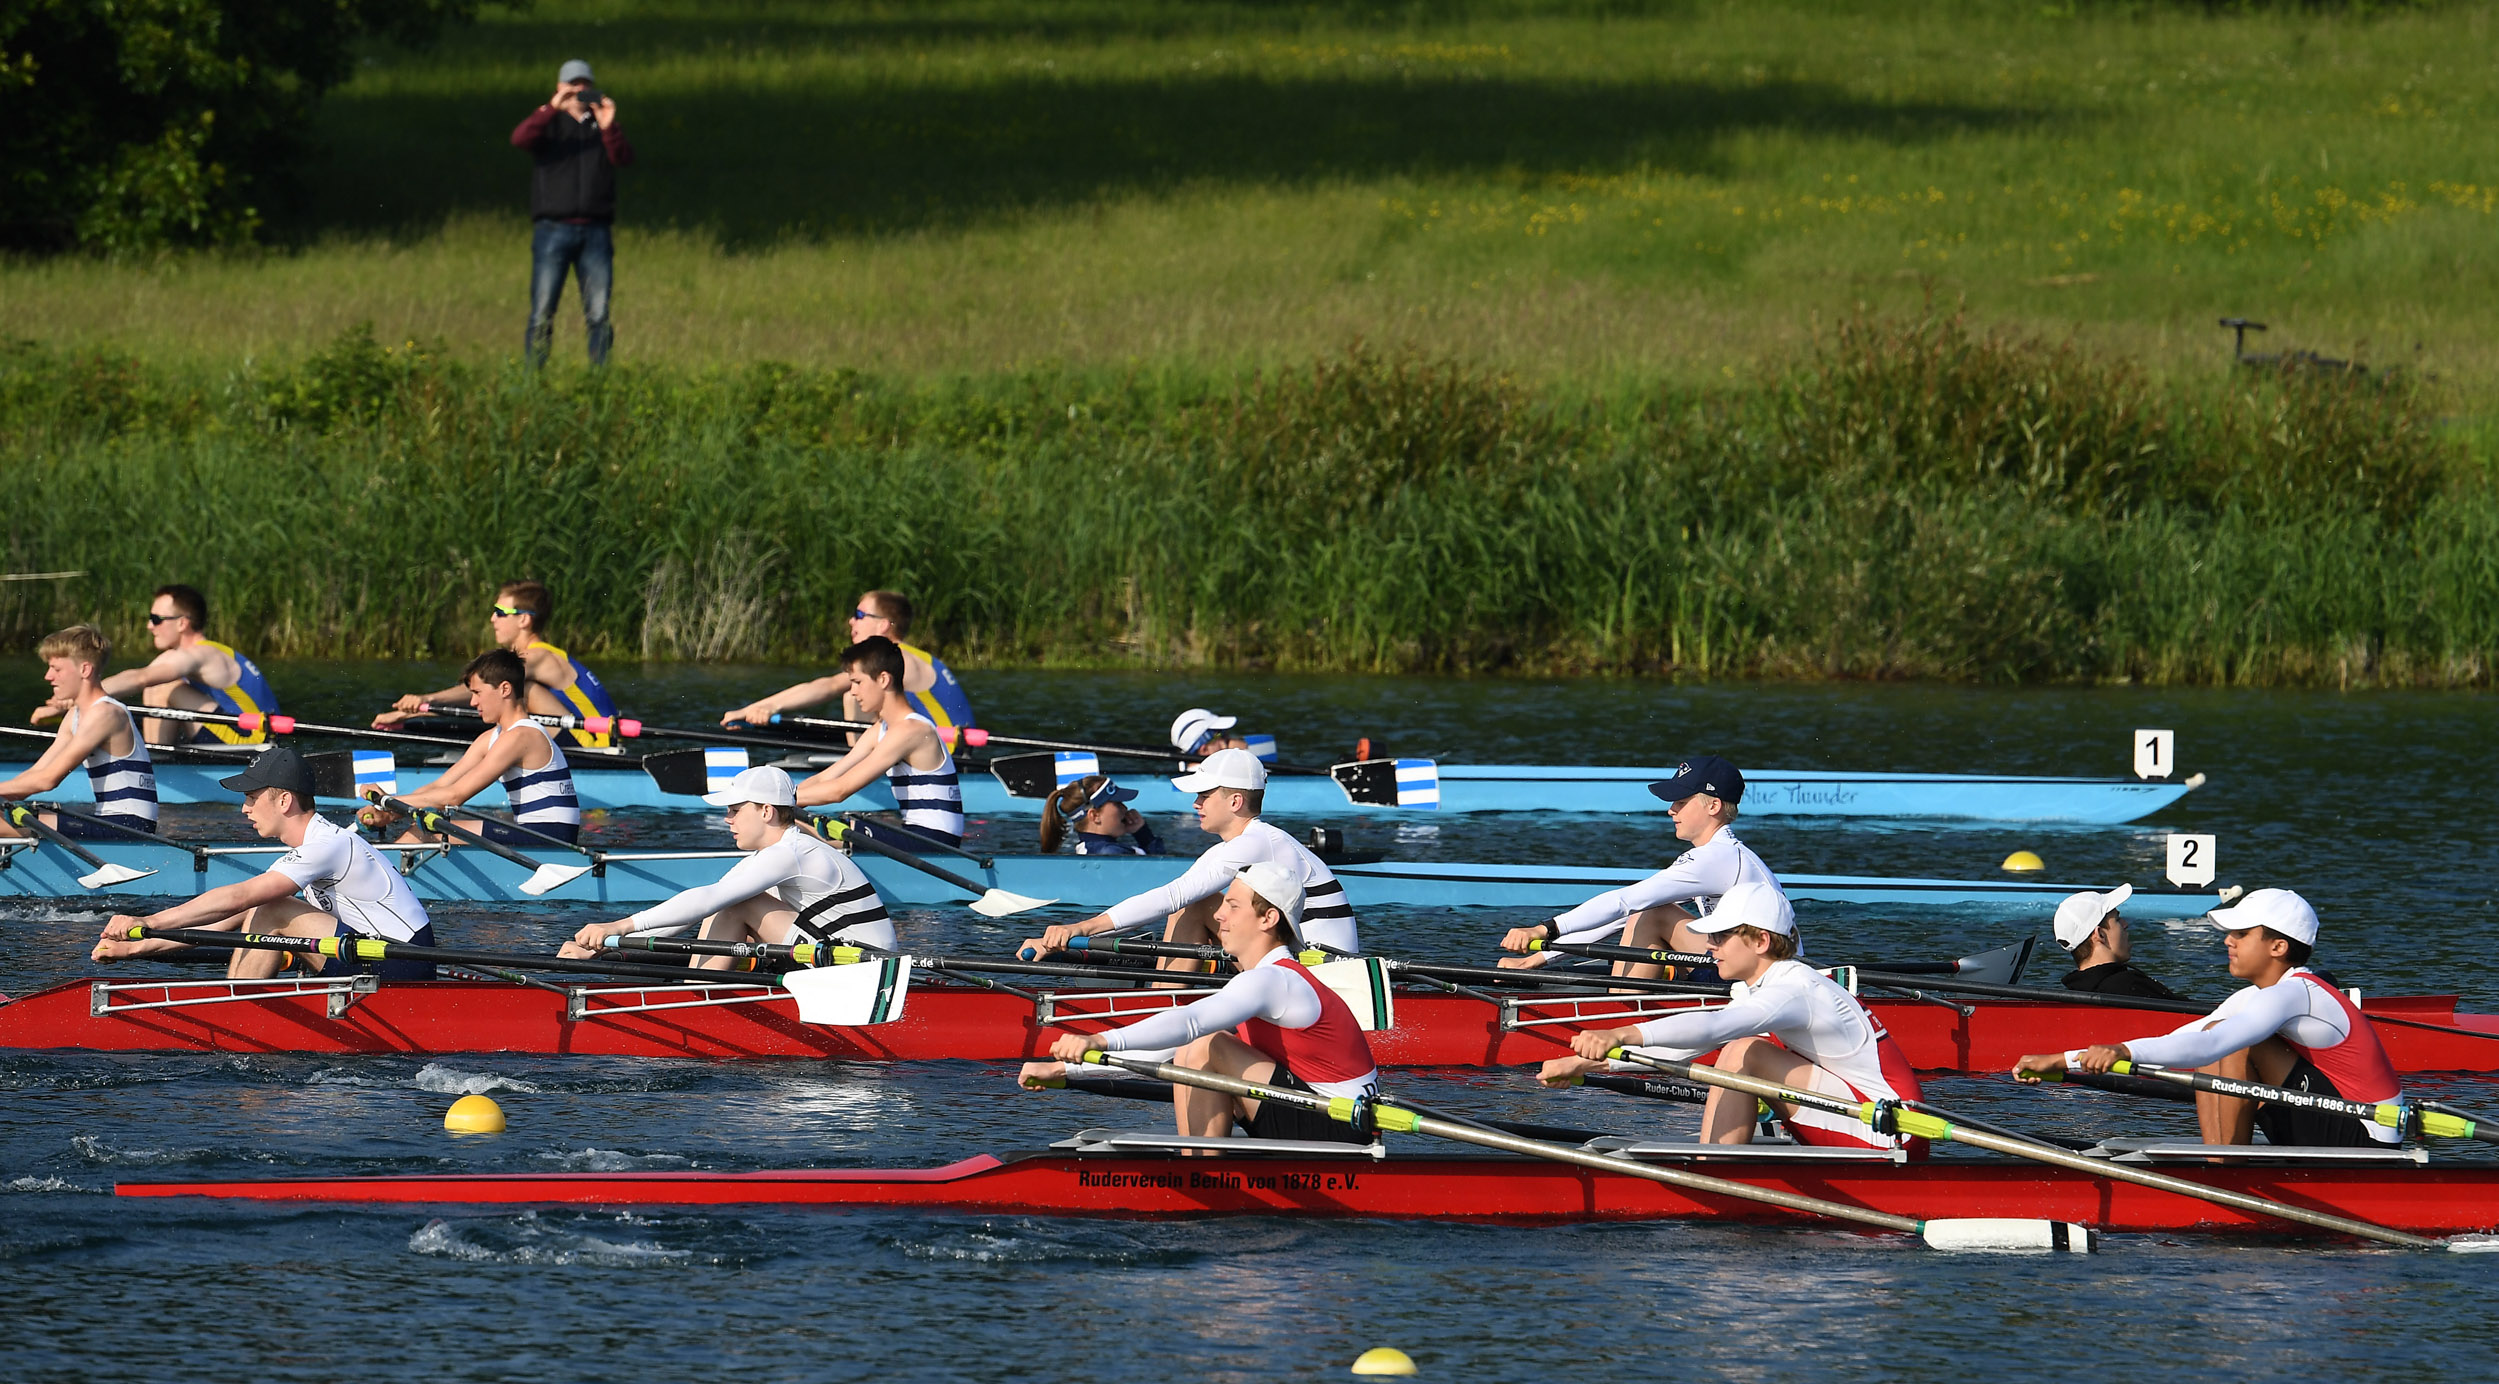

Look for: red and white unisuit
[2121,968,2402,1144]
[1092,948,1378,1098]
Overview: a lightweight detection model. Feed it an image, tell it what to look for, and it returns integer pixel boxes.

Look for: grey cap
[557,59,596,85]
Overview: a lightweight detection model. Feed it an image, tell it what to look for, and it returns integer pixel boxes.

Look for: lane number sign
[2167,833,2216,888]
[2135,729,2176,781]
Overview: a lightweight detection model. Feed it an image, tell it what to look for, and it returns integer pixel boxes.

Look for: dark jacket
[511,106,636,222]
[2063,962,2188,1002]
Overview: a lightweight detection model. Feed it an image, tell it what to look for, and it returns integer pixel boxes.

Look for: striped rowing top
[486,721,580,831]
[625,827,895,951]
[883,711,965,844]
[68,697,156,829]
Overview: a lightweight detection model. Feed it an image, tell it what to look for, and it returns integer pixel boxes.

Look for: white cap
[702,765,796,808]
[2207,887,2319,947]
[1235,861,1305,938]
[2052,883,2133,950]
[1685,880,1795,937]
[1172,746,1266,794]
[1170,707,1238,754]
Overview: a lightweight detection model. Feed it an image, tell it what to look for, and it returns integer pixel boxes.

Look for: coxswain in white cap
[1536,881,1928,1156]
[1022,747,1356,966]
[2015,888,2401,1146]
[2050,884,2184,1000]
[1020,862,1380,1143]
[1169,706,1249,760]
[561,765,894,962]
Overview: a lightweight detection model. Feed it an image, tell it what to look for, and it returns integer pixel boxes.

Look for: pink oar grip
[961,727,990,747]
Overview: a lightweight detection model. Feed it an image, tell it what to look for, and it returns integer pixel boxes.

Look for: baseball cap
[219,747,314,803]
[1170,707,1239,754]
[2052,883,2134,950]
[1081,777,1138,809]
[1172,746,1266,794]
[1236,861,1305,939]
[2207,887,2319,947]
[1650,754,1744,806]
[703,765,797,808]
[557,59,596,85]
[1685,880,1795,936]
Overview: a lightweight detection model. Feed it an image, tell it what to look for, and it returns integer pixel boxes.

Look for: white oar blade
[2445,1235,2499,1253]
[78,863,156,890]
[787,955,912,1025]
[971,889,1056,918]
[1921,1219,2097,1253]
[518,863,592,897]
[1310,956,1396,1032]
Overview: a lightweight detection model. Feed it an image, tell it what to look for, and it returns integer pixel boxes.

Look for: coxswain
[2015,888,2400,1147]
[1169,707,1251,759]
[73,584,282,746]
[360,649,580,846]
[719,589,976,738]
[1498,755,1776,980]
[1536,881,1927,1156]
[1022,747,1356,964]
[378,580,619,749]
[2052,884,2186,1000]
[89,748,437,979]
[1039,775,1165,856]
[560,766,894,965]
[791,636,965,849]
[0,625,156,840]
[1020,862,1380,1144]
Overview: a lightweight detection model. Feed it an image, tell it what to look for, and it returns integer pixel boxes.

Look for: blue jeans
[526,220,614,366]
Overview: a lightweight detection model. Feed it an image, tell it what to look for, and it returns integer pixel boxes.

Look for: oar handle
[364,792,544,872]
[809,815,994,899]
[2,801,108,868]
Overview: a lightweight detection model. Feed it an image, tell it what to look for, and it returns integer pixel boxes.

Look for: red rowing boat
[115,1141,2499,1236]
[9,975,2497,1071]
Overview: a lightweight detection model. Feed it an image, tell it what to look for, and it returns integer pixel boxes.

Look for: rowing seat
[1050,1128,1387,1159]
[2087,1139,2430,1166]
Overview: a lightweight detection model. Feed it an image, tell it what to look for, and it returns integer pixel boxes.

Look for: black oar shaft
[430,705,834,756]
[369,793,550,873]
[811,816,994,898]
[3,802,112,868]
[125,926,782,986]
[134,705,474,749]
[2109,1060,2497,1145]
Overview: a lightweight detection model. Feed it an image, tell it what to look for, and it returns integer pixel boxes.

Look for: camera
[574,85,604,108]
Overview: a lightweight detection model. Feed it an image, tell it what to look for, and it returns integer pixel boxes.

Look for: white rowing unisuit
[621,829,894,950]
[1551,829,1779,945]
[269,815,430,942]
[1621,957,1912,1149]
[2118,971,2401,1144]
[1092,947,1380,1099]
[1101,819,1356,953]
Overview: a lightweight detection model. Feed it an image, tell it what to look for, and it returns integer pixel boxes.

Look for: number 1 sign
[2135,729,2176,780]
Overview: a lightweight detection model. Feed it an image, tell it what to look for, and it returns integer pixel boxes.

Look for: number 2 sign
[2167,833,2216,888]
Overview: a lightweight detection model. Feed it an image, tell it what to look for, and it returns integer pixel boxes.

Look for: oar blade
[303,751,362,802]
[1952,937,2035,987]
[1331,757,1438,810]
[971,888,1058,918]
[518,863,593,897]
[786,955,912,1025]
[77,862,156,889]
[987,753,1062,799]
[639,748,725,797]
[1921,1219,2097,1253]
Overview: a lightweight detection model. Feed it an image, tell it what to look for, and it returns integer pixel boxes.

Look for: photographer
[510,59,635,367]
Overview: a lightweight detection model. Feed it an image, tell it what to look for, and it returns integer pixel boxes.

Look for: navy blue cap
[1084,778,1138,808]
[1649,755,1743,805]
[219,747,314,802]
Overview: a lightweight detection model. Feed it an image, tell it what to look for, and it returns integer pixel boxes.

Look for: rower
[1170,707,1250,760]
[1498,755,1775,980]
[1536,880,1927,1156]
[560,766,895,964]
[1019,862,1379,1144]
[2015,888,2400,1147]
[791,636,964,849]
[360,649,580,846]
[1039,775,1165,856]
[79,584,283,746]
[2053,884,2186,1000]
[89,748,437,979]
[379,580,618,749]
[1022,747,1355,964]
[0,624,156,841]
[719,589,976,739]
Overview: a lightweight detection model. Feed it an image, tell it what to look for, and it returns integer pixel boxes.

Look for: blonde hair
[38,624,109,668]
[1727,924,1797,961]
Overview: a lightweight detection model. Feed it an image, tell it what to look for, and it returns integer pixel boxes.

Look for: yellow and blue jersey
[187,639,281,745]
[530,640,619,749]
[897,641,977,736]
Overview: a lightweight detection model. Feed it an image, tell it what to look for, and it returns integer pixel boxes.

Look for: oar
[1530,937,2038,987]
[0,803,156,888]
[613,935,1179,989]
[1605,1047,2445,1248]
[359,791,590,897]
[27,802,208,869]
[2065,1058,2499,1147]
[1065,1051,2086,1252]
[806,814,1053,918]
[134,705,475,749]
[420,705,838,757]
[116,924,782,987]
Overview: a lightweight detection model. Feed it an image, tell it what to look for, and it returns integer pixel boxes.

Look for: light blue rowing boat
[0,835,2226,915]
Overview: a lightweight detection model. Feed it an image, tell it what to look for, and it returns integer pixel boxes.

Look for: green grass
[11,0,2499,400]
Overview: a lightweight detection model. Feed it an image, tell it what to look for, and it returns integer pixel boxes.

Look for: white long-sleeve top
[1101,819,1356,952]
[1621,958,1905,1103]
[2119,971,2399,1145]
[1094,947,1378,1098]
[621,829,894,950]
[1551,829,1778,945]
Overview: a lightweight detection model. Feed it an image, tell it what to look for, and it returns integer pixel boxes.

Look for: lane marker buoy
[2001,850,2044,873]
[444,1094,507,1133]
[1352,1347,1417,1376]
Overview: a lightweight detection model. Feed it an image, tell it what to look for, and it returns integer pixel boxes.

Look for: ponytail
[1039,776,1103,854]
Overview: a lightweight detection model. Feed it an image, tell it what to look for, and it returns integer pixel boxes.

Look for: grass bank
[7,0,2499,401]
[4,318,2491,686]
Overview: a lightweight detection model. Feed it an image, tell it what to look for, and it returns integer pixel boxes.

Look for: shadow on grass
[297,70,2038,247]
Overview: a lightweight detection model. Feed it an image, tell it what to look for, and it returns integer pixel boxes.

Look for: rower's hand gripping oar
[807,814,1054,918]
[135,704,476,750]
[0,802,156,888]
[359,790,590,898]
[1064,1051,2084,1252]
[2059,1058,2499,1148]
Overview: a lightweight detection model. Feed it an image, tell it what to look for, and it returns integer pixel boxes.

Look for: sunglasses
[851,608,887,622]
[491,604,536,618]
[145,613,182,626]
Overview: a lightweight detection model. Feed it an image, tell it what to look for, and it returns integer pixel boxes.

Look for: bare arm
[397,731,531,809]
[722,675,853,727]
[0,710,115,797]
[100,647,212,699]
[792,721,926,806]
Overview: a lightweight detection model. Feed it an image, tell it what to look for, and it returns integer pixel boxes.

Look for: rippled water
[4,664,2496,1381]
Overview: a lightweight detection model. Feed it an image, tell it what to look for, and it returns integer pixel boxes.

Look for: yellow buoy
[1351,1347,1417,1376]
[2002,850,2045,873]
[444,1093,507,1133]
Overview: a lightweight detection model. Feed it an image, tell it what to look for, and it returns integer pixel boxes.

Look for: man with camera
[511,59,635,367]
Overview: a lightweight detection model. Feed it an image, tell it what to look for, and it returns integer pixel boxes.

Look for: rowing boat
[113,1134,2499,1236]
[9,974,2489,1070]
[0,835,2228,913]
[5,757,2204,822]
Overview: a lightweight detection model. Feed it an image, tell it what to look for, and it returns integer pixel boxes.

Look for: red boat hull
[8,978,2496,1072]
[114,1151,2499,1236]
